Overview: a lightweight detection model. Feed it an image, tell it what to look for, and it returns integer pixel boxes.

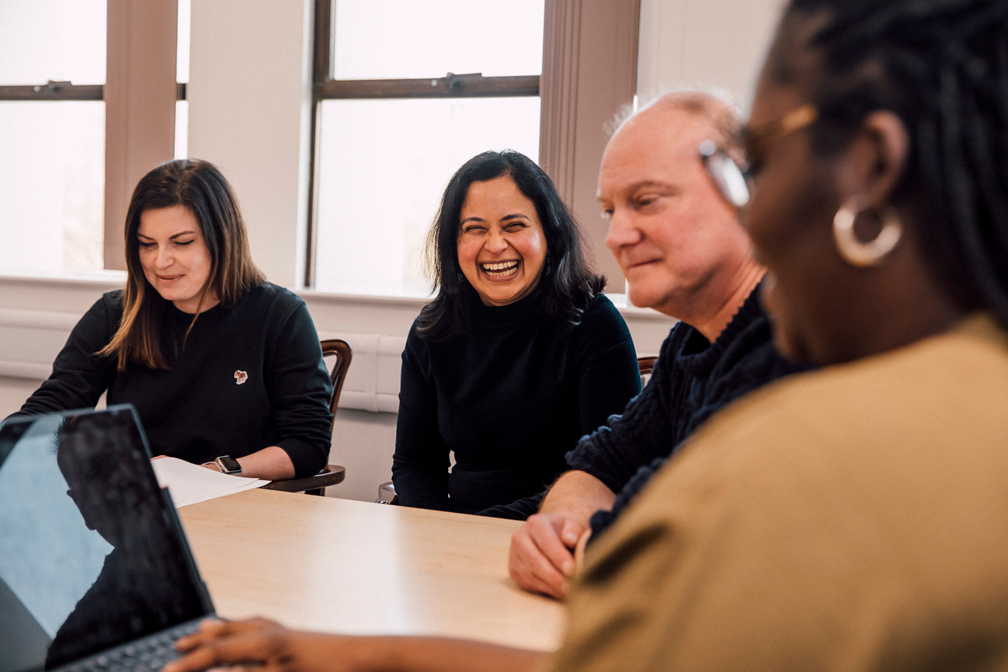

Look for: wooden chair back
[638,356,658,386]
[321,338,353,430]
[262,339,352,496]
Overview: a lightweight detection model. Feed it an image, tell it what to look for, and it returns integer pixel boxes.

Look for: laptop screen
[0,406,213,672]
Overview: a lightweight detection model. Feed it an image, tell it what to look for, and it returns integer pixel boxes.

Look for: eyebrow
[460,214,530,225]
[612,180,678,196]
[137,230,198,240]
[628,180,674,191]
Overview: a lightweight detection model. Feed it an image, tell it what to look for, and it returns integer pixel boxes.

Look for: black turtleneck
[392,290,640,516]
[568,284,815,539]
[13,284,333,478]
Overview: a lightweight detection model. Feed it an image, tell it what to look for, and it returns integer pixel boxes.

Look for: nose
[485,228,509,254]
[604,207,642,253]
[154,245,174,269]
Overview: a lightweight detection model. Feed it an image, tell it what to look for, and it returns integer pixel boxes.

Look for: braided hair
[779,0,1008,329]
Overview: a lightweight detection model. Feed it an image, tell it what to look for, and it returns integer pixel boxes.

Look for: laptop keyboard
[62,620,203,672]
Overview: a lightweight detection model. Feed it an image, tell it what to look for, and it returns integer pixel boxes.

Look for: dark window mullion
[0,83,187,102]
[0,84,104,101]
[316,74,539,100]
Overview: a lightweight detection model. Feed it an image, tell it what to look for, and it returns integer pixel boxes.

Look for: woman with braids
[392,150,640,517]
[13,160,333,480]
[164,0,1008,669]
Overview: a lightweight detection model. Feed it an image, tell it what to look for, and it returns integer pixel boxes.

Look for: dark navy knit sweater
[571,284,813,539]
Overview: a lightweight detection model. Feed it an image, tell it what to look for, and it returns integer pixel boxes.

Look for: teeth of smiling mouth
[481,261,519,274]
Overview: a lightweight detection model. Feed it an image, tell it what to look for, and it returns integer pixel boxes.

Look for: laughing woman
[392,150,641,518]
[14,160,333,480]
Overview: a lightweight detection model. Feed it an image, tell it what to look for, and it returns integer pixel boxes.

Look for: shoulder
[567,295,636,360]
[234,283,307,322]
[101,289,124,307]
[248,282,304,310]
[74,290,124,336]
[403,313,435,363]
[572,294,632,340]
[646,320,692,377]
[97,290,124,318]
[581,293,620,321]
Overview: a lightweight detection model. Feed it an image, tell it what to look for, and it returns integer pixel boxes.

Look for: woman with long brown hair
[15,159,332,480]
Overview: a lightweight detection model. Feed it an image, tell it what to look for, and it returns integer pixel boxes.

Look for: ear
[848,111,910,210]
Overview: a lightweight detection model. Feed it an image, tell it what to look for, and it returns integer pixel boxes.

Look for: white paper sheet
[151,456,269,508]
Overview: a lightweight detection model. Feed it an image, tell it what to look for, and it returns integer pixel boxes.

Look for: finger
[527,517,579,577]
[573,528,592,570]
[517,555,570,599]
[509,528,570,598]
[166,631,274,672]
[176,618,229,651]
[558,518,586,549]
[526,570,570,599]
[176,619,278,654]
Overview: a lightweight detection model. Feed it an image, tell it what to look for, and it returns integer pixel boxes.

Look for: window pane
[332,0,544,80]
[0,0,106,85]
[177,0,191,83]
[175,100,189,159]
[314,97,541,296]
[0,102,105,274]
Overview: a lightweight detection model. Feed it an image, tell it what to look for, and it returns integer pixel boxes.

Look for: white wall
[187,0,314,289]
[0,0,785,502]
[638,0,786,109]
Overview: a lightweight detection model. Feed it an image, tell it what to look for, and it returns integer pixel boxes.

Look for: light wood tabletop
[178,488,566,652]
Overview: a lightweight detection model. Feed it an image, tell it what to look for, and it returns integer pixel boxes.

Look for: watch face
[216,456,241,474]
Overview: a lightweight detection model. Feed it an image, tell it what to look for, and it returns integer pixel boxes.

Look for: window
[0,0,107,275]
[308,0,640,296]
[309,0,546,296]
[0,0,189,276]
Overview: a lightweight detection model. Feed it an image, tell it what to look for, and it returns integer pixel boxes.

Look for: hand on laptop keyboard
[166,618,355,672]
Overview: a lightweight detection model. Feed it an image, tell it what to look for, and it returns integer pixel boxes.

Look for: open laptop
[0,405,215,672]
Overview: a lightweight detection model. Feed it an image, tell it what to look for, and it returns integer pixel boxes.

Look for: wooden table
[178,489,566,652]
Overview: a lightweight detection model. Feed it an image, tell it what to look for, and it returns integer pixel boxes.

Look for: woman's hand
[166,618,362,672]
[165,618,545,672]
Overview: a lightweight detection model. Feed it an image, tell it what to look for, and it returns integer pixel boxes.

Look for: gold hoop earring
[832,196,902,267]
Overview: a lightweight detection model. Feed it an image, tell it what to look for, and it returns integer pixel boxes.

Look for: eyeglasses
[700,104,819,209]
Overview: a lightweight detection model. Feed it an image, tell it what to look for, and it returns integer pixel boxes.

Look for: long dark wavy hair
[778,0,1008,328]
[416,150,605,341]
[98,159,265,370]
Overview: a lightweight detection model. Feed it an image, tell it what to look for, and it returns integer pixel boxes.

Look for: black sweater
[564,285,814,537]
[15,284,333,477]
[392,291,641,515]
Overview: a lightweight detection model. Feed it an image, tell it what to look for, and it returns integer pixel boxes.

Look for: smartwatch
[213,455,242,475]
